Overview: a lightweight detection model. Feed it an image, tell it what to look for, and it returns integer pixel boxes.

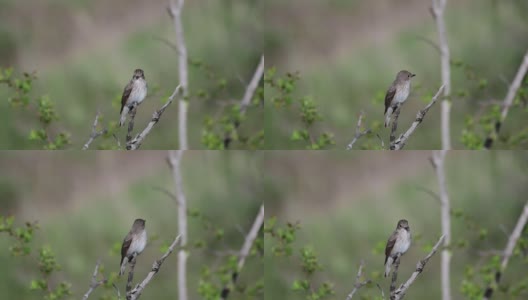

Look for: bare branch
[125,254,138,298]
[82,260,105,300]
[431,150,451,300]
[431,0,452,150]
[483,201,528,299]
[126,107,138,144]
[82,111,107,150]
[389,254,402,296]
[126,85,182,150]
[224,55,265,149]
[389,106,402,146]
[390,85,445,150]
[221,204,264,300]
[484,50,528,149]
[346,111,372,150]
[345,260,372,300]
[168,150,188,300]
[127,235,182,300]
[168,0,189,150]
[391,235,445,300]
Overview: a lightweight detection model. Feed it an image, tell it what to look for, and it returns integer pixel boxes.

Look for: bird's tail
[384,107,394,128]
[384,256,393,277]
[119,256,129,276]
[119,106,129,127]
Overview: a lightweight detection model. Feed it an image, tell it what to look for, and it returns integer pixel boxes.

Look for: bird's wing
[384,230,397,264]
[120,81,133,114]
[384,84,397,115]
[120,234,133,265]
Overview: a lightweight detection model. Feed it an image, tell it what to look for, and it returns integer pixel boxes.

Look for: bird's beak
[411,74,416,77]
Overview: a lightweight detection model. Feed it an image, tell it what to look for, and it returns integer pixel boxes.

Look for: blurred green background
[0,0,263,149]
[264,0,528,149]
[264,151,528,299]
[0,151,263,299]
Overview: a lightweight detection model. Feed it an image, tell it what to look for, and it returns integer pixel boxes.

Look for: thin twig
[345,260,372,300]
[483,201,528,299]
[127,235,182,300]
[126,85,182,150]
[390,85,445,150]
[220,204,264,299]
[82,260,105,300]
[168,150,188,300]
[224,55,265,149]
[391,235,446,300]
[346,111,372,150]
[484,50,528,149]
[82,111,107,150]
[168,0,189,150]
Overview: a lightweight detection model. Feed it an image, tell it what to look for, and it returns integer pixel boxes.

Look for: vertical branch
[483,201,528,299]
[169,0,189,150]
[431,0,451,150]
[221,204,264,300]
[389,254,401,299]
[484,50,528,149]
[126,106,138,144]
[168,150,188,300]
[431,150,451,300]
[389,106,402,146]
[125,254,137,300]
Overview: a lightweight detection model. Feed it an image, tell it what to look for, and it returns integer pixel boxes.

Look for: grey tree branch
[167,150,188,300]
[83,259,121,300]
[389,106,402,146]
[221,204,264,300]
[82,111,107,150]
[126,85,182,150]
[390,85,445,150]
[431,150,451,300]
[168,0,189,150]
[484,50,528,149]
[431,0,452,150]
[346,111,372,150]
[389,253,402,296]
[345,260,371,300]
[483,201,528,299]
[126,107,138,144]
[125,254,138,299]
[224,55,265,149]
[391,235,445,300]
[127,235,182,300]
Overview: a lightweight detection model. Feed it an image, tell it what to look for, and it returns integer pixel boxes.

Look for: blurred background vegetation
[264,0,528,149]
[0,0,263,149]
[0,151,263,299]
[264,151,528,299]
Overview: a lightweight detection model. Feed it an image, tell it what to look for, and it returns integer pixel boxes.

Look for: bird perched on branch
[120,218,147,276]
[384,70,415,127]
[384,219,412,277]
[120,69,147,127]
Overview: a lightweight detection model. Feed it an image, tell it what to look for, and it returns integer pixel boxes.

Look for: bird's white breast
[393,81,410,104]
[129,230,147,255]
[129,80,147,105]
[393,229,411,254]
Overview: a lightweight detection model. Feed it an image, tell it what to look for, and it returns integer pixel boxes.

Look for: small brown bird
[384,219,412,277]
[120,69,148,127]
[384,70,416,127]
[119,219,147,276]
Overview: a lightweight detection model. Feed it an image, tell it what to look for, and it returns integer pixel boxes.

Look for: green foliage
[265,218,335,300]
[0,68,71,149]
[265,68,335,149]
[1,215,72,299]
